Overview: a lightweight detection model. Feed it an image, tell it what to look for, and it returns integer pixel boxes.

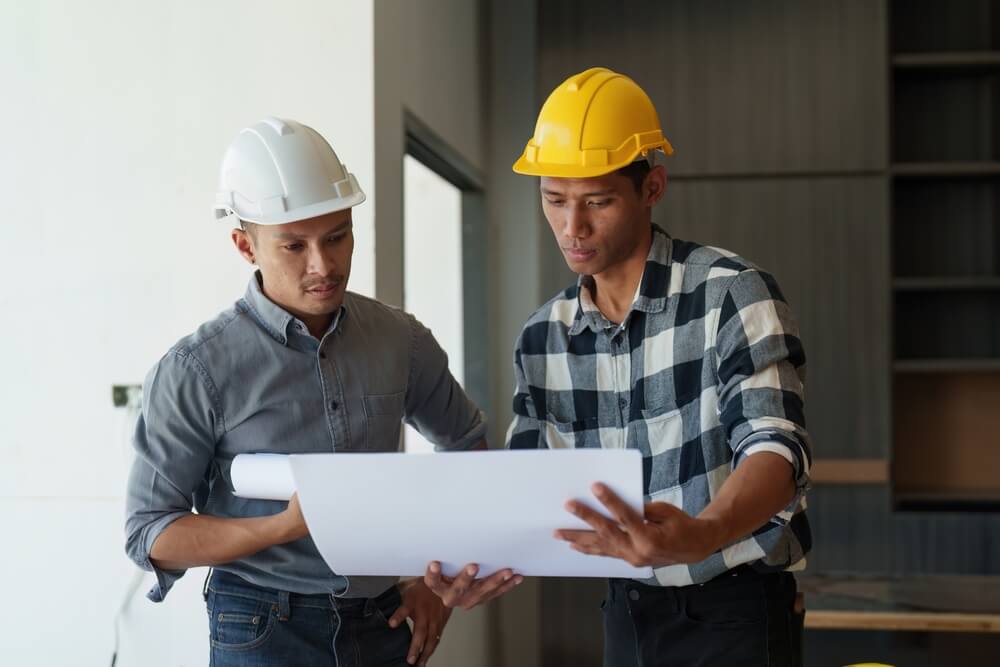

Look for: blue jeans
[205,569,412,667]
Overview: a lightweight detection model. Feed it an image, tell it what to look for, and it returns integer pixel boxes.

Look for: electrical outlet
[112,384,143,408]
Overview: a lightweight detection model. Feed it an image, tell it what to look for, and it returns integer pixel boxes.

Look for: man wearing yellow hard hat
[508,68,812,665]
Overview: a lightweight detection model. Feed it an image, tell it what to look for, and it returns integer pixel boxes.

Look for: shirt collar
[568,224,673,336]
[242,271,346,345]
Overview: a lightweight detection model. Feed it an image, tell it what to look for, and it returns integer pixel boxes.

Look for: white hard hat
[213,117,366,226]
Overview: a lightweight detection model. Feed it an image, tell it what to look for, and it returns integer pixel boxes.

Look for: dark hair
[616,159,651,193]
[240,220,259,239]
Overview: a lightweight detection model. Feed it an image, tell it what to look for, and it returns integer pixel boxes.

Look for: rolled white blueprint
[231,452,296,500]
[229,449,653,580]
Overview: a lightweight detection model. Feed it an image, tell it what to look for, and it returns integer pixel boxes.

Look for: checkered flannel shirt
[505,224,813,586]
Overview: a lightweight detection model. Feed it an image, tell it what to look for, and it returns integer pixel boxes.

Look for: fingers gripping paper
[232,450,653,579]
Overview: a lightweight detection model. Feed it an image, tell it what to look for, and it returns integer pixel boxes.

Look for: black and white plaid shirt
[505,224,812,586]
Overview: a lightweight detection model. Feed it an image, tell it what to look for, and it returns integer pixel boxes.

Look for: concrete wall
[485,1,545,665]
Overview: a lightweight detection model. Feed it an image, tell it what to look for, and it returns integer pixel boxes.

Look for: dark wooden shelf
[893,276,1000,291]
[893,51,1000,70]
[810,459,888,484]
[895,359,1000,373]
[892,162,1000,178]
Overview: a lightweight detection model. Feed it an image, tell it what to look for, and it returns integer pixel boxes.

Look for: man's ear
[232,228,256,265]
[644,164,667,207]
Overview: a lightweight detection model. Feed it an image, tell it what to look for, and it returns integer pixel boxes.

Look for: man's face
[232,209,354,324]
[540,168,662,277]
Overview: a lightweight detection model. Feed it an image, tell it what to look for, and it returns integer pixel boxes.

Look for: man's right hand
[423,562,523,610]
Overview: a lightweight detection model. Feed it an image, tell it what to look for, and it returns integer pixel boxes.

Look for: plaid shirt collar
[569,224,674,336]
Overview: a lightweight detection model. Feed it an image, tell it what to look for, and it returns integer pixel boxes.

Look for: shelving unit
[893,51,1000,70]
[890,0,1000,510]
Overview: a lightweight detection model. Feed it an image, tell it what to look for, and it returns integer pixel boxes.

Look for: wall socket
[112,384,143,408]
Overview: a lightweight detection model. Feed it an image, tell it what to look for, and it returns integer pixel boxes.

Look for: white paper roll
[230,449,652,579]
[231,453,295,500]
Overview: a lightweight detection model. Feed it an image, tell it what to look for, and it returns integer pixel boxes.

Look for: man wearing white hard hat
[124,118,519,666]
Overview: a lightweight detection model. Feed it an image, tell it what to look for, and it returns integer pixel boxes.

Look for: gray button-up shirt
[125,273,486,601]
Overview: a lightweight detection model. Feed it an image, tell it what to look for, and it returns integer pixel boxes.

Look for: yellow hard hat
[513,67,673,178]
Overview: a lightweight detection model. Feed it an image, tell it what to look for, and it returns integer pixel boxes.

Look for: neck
[591,225,652,324]
[302,313,335,339]
[259,277,337,339]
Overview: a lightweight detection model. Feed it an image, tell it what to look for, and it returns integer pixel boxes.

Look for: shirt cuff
[734,432,810,485]
[741,440,797,467]
[732,432,811,524]
[132,511,190,602]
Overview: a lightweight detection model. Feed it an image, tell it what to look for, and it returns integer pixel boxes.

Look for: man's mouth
[306,280,341,296]
[564,247,596,261]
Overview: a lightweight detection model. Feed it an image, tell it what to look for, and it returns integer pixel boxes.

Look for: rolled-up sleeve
[124,348,221,601]
[403,316,487,450]
[714,269,813,516]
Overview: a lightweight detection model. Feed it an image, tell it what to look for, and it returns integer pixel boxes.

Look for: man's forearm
[696,452,797,553]
[149,509,304,571]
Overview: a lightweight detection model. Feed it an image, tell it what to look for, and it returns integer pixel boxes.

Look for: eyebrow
[272,220,352,240]
[540,188,616,197]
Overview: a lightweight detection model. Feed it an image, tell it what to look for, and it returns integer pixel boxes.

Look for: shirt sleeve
[403,315,487,450]
[714,269,813,518]
[124,349,222,602]
[505,333,546,450]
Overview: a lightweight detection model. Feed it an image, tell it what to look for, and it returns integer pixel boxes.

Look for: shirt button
[619,397,628,410]
[320,351,327,359]
[330,401,339,410]
[628,589,640,601]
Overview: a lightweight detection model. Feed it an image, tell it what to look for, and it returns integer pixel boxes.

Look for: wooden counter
[799,574,1000,634]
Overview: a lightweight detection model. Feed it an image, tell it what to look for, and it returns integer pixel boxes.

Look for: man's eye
[284,243,304,251]
[587,199,610,207]
[328,233,347,243]
[545,199,564,206]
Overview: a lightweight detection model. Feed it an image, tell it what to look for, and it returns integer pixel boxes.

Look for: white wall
[403,154,465,455]
[0,1,375,664]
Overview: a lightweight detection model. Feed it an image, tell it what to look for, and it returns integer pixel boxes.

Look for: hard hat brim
[512,154,643,179]
[217,190,366,226]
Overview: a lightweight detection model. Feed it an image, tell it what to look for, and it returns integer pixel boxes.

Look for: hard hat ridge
[214,117,365,226]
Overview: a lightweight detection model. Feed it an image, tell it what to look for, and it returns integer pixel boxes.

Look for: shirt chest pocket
[364,392,405,451]
[639,403,685,457]
[544,416,602,449]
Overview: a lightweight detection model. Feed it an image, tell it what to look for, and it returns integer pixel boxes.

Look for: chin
[317,298,344,313]
[564,258,602,276]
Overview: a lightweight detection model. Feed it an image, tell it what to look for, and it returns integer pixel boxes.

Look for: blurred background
[1,0,998,665]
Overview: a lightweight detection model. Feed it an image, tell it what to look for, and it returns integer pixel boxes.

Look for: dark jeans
[205,570,412,667]
[603,568,803,667]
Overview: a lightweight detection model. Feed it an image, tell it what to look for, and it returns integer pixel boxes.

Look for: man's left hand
[388,579,452,667]
[555,482,723,568]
